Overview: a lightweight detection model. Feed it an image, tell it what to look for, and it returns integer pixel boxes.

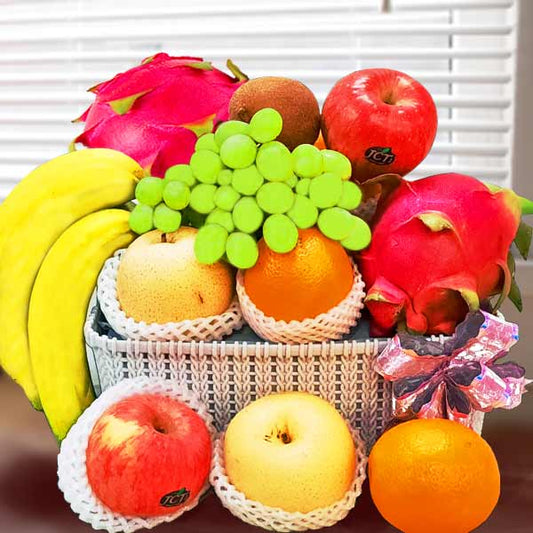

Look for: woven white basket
[84,300,485,449]
[97,250,244,342]
[236,264,365,344]
[210,426,367,532]
[57,377,216,533]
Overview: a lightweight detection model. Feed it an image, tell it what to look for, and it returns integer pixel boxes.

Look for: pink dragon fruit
[74,53,246,177]
[359,173,533,336]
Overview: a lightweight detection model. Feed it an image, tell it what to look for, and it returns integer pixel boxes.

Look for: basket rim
[85,296,398,351]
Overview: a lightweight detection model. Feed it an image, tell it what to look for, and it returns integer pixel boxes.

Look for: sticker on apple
[160,488,190,508]
[365,147,396,166]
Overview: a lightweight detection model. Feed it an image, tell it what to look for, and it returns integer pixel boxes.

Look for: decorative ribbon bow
[374,311,531,426]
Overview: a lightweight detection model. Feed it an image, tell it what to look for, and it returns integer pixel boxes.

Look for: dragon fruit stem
[226,59,249,82]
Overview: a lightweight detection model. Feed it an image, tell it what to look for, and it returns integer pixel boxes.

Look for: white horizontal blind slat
[0,48,513,64]
[0,25,514,45]
[0,0,517,201]
[0,0,513,23]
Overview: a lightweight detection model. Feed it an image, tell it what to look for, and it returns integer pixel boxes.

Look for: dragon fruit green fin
[514,221,532,260]
[181,113,217,137]
[519,195,533,215]
[109,90,152,115]
[226,59,249,82]
[417,212,456,232]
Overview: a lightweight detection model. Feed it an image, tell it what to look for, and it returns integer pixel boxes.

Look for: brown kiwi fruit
[229,76,320,150]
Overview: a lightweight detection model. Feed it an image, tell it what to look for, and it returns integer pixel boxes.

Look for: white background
[0,0,520,201]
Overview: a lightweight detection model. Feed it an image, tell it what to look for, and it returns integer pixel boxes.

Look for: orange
[368,419,500,533]
[314,131,326,150]
[243,227,353,321]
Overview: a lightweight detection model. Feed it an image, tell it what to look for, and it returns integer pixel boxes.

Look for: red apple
[321,69,438,183]
[86,393,211,517]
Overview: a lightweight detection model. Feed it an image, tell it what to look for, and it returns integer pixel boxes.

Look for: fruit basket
[85,294,485,447]
[3,50,529,533]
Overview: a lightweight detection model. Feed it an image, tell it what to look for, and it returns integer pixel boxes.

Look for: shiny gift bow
[374,311,531,425]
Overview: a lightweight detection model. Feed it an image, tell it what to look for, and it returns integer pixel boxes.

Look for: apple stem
[161,233,167,243]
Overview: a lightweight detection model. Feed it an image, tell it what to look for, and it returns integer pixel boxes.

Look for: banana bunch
[0,148,141,440]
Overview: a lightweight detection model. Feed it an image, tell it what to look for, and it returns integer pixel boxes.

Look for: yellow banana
[28,209,135,441]
[0,148,142,409]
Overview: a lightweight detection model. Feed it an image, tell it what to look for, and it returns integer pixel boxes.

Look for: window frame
[512,0,533,293]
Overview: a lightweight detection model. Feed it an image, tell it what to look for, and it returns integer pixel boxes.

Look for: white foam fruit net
[236,263,366,344]
[57,377,216,533]
[97,251,244,342]
[210,426,368,532]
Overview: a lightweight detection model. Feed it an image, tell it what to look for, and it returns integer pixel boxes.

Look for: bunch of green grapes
[129,108,371,269]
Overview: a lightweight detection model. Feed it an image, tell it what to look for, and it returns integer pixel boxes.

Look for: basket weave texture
[236,264,366,344]
[85,303,485,451]
[85,300,394,448]
[210,427,368,532]
[57,377,216,533]
[97,251,244,342]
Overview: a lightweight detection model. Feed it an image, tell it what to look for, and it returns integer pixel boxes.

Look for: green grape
[249,107,283,143]
[183,207,206,229]
[232,165,264,196]
[195,133,219,153]
[317,207,357,241]
[220,134,257,169]
[256,182,295,214]
[135,177,164,207]
[256,141,293,182]
[190,150,223,184]
[226,232,259,269]
[341,217,372,251]
[153,204,182,233]
[214,120,250,147]
[322,149,352,180]
[164,165,196,187]
[163,181,190,210]
[295,178,311,196]
[206,209,235,233]
[337,181,362,211]
[217,169,233,186]
[263,214,299,254]
[287,194,318,229]
[214,185,241,211]
[189,183,217,214]
[232,197,264,234]
[129,204,154,234]
[194,224,228,264]
[292,144,324,179]
[286,173,298,189]
[309,172,343,209]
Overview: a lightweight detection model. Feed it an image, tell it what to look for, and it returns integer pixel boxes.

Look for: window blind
[0,0,517,202]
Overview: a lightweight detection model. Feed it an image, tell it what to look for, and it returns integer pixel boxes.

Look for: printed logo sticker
[160,488,190,508]
[365,146,396,166]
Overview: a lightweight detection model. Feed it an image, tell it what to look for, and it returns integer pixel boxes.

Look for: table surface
[1,374,532,533]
